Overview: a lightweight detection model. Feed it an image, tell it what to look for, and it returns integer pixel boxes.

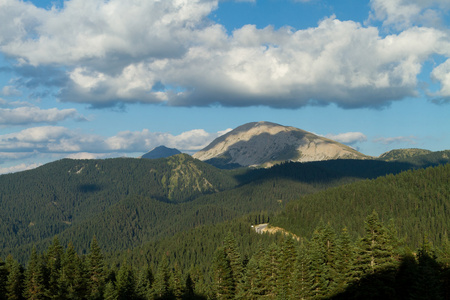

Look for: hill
[141,145,181,159]
[0,154,238,255]
[270,163,450,247]
[378,148,433,161]
[193,121,369,168]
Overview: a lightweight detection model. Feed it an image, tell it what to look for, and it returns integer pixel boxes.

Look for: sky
[0,0,450,174]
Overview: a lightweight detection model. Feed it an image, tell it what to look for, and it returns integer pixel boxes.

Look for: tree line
[1,211,449,300]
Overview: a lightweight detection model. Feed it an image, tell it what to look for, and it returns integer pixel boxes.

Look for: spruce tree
[135,266,153,300]
[352,211,397,300]
[46,237,63,299]
[223,232,243,294]
[237,255,263,299]
[58,242,88,300]
[334,227,355,293]
[212,247,235,300]
[260,242,280,298]
[5,255,24,300]
[87,237,106,300]
[0,257,8,300]
[170,264,184,300]
[153,255,170,299]
[116,262,136,300]
[277,236,297,299]
[411,238,443,300]
[23,247,48,300]
[103,281,118,300]
[291,243,312,300]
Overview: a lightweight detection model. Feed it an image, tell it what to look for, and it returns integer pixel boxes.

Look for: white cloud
[368,0,450,30]
[1,0,449,109]
[373,136,418,145]
[0,125,227,158]
[0,106,84,125]
[0,163,42,175]
[430,58,450,104]
[325,132,367,145]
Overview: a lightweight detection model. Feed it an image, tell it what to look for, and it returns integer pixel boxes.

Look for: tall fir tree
[23,247,48,300]
[351,211,397,300]
[116,261,136,300]
[87,236,106,300]
[212,247,235,300]
[236,255,263,300]
[291,242,312,300]
[135,266,153,300]
[103,281,118,300]
[0,257,8,300]
[276,235,297,299]
[46,237,63,299]
[5,255,24,300]
[411,238,443,300]
[153,255,171,299]
[260,242,280,298]
[223,232,243,295]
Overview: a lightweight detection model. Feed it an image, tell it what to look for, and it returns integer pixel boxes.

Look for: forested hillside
[1,154,449,262]
[271,163,450,247]
[0,154,238,254]
[0,212,449,300]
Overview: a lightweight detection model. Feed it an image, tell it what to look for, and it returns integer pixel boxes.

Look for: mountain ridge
[193,121,369,168]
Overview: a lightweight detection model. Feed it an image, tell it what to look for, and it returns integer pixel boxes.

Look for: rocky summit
[193,121,369,168]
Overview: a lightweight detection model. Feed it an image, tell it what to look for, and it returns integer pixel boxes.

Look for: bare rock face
[193,121,369,168]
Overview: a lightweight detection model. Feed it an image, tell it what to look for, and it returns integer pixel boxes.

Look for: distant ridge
[378,148,432,161]
[141,145,181,159]
[193,121,369,168]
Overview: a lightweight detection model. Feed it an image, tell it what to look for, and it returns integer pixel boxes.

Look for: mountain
[0,154,238,255]
[141,145,181,159]
[378,148,433,161]
[193,121,369,168]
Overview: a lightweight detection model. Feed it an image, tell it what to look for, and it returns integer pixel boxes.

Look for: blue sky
[0,0,450,173]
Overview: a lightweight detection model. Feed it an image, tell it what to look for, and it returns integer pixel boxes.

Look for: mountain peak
[193,122,368,168]
[141,145,181,159]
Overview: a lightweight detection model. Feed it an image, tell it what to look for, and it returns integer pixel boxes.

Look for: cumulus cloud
[325,132,367,145]
[0,163,42,175]
[368,0,450,30]
[0,106,85,125]
[1,0,450,109]
[0,125,228,158]
[373,135,418,145]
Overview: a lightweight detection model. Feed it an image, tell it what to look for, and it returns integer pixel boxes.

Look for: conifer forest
[0,154,449,299]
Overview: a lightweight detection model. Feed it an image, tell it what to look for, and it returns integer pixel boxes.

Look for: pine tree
[153,255,170,299]
[411,238,443,300]
[291,243,312,300]
[5,255,24,300]
[46,237,63,299]
[23,247,48,300]
[87,236,106,300]
[116,262,136,300]
[170,264,184,300]
[223,232,243,294]
[135,266,153,300]
[103,281,118,300]
[0,257,8,300]
[58,242,88,300]
[212,247,235,300]
[277,236,297,299]
[352,211,397,300]
[334,227,355,293]
[260,242,280,298]
[237,255,263,300]
[437,234,450,300]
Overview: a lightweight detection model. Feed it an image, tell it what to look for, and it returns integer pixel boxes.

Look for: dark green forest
[0,212,449,300]
[0,150,449,299]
